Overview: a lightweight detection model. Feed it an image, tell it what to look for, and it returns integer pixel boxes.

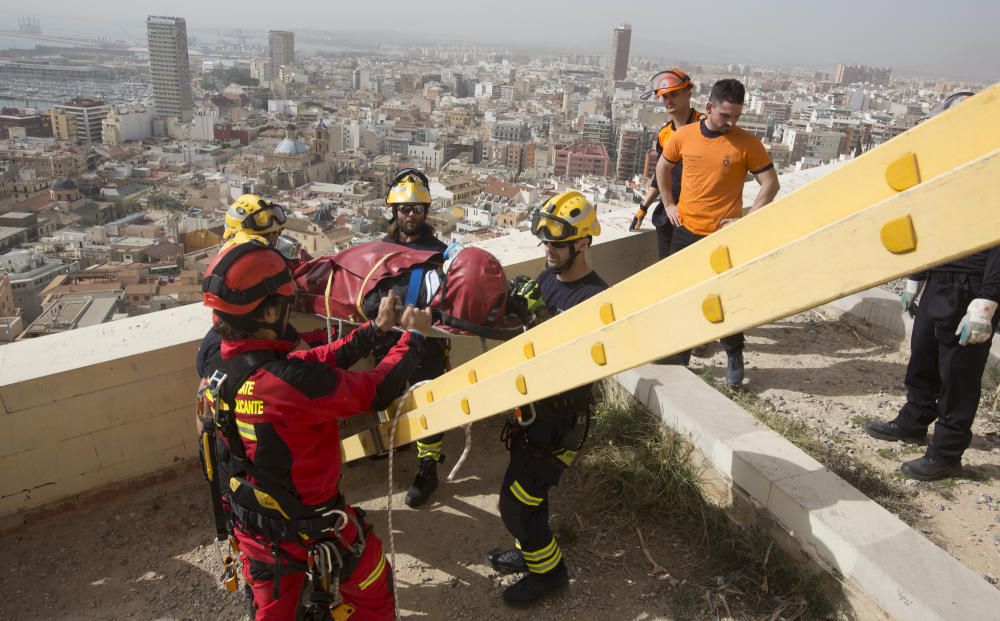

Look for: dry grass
[558,381,840,620]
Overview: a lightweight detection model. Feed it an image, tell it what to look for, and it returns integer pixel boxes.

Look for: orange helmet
[202,242,296,316]
[640,69,693,100]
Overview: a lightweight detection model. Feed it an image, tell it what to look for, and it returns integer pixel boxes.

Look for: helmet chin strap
[228,296,292,336]
[549,244,579,274]
[260,297,293,336]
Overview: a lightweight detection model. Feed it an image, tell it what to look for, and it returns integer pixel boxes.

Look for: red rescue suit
[220,322,424,620]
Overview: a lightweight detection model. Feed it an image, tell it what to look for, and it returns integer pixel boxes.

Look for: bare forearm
[642,185,659,208]
[747,171,779,215]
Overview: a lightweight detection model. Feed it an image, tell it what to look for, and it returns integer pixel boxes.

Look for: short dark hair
[212,294,285,340]
[709,79,746,106]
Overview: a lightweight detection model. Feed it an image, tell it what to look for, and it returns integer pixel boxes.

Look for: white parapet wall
[0,303,212,518]
[0,204,656,520]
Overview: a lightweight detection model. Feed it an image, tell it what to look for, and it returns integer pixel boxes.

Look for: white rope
[445,335,494,482]
[386,379,432,621]
[446,424,473,482]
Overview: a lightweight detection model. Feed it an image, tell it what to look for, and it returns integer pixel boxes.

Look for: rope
[386,379,432,621]
[446,424,472,482]
[324,272,334,343]
[446,333,497,481]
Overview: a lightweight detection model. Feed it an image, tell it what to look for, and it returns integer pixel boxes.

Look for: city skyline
[0,1,998,82]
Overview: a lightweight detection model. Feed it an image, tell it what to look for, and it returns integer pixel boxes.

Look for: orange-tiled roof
[482,177,522,199]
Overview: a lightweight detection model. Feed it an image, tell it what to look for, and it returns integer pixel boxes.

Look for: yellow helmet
[224,194,287,240]
[221,229,274,251]
[531,190,601,242]
[385,168,431,207]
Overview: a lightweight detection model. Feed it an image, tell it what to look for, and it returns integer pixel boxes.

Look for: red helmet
[202,242,296,316]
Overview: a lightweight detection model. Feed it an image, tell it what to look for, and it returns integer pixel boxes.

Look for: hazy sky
[5,0,999,81]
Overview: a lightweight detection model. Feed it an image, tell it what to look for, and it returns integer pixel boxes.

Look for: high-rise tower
[146,16,194,122]
[608,24,632,83]
[269,31,295,80]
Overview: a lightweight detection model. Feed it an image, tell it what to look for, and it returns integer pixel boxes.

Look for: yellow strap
[358,554,387,590]
[355,252,400,320]
[201,432,213,481]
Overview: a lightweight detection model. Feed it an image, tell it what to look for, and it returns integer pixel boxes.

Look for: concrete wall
[0,204,656,520]
[0,304,211,519]
[615,364,1000,620]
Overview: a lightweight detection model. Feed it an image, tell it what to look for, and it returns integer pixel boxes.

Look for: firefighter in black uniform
[864,93,997,481]
[486,190,608,606]
[379,168,452,507]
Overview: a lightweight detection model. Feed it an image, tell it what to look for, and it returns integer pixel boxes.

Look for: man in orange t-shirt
[657,78,780,385]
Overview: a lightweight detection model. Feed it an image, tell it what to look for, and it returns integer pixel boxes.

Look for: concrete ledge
[822,286,1000,381]
[0,207,656,520]
[615,363,1000,621]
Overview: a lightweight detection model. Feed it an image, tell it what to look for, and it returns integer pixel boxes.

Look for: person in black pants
[864,244,999,480]
[486,190,608,607]
[862,91,996,482]
[379,168,451,507]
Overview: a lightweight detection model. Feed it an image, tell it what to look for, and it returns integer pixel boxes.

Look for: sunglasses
[540,240,572,249]
[396,205,427,215]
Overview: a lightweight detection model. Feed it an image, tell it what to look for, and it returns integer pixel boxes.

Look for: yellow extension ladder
[340,83,1000,461]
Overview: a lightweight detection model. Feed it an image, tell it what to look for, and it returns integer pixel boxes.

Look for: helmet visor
[531,210,578,241]
[640,70,691,100]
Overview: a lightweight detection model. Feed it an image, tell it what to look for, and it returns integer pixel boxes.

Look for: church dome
[51,178,78,190]
[274,137,309,155]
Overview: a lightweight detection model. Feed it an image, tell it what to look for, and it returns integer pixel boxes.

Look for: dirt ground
[3,307,999,619]
[693,308,1000,585]
[0,416,701,621]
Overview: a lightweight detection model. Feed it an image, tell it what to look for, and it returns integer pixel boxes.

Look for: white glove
[900,279,924,316]
[956,298,998,345]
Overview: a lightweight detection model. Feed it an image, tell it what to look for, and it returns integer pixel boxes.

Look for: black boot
[726,349,745,386]
[863,420,926,445]
[502,563,569,608]
[901,455,962,481]
[486,548,528,575]
[404,456,441,508]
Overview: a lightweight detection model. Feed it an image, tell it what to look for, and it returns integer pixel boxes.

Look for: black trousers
[654,222,674,260]
[894,275,996,463]
[648,201,673,260]
[498,402,584,575]
[665,225,745,365]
